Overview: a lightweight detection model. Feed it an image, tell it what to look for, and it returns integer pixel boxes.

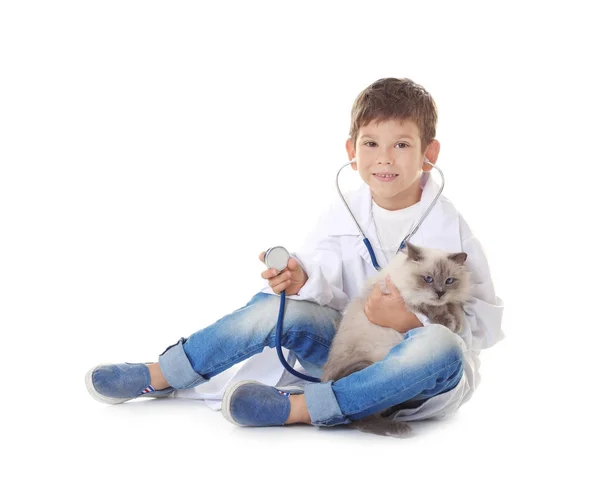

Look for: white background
[1,1,598,497]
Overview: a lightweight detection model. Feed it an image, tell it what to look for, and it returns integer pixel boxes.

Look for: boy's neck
[371,179,422,211]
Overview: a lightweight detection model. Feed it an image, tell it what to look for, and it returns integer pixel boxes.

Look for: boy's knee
[280,296,342,323]
[249,293,322,327]
[404,324,465,368]
[249,293,340,340]
[424,324,464,356]
[424,323,462,344]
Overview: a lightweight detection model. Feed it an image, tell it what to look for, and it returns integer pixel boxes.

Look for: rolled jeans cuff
[303,381,350,427]
[158,338,208,390]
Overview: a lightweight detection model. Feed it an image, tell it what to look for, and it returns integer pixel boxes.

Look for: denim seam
[287,328,331,348]
[343,358,464,417]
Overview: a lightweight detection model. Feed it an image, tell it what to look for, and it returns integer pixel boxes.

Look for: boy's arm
[456,217,505,351]
[290,234,348,312]
[259,206,350,313]
[363,275,424,332]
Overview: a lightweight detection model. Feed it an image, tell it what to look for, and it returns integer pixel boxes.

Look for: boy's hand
[364,275,422,333]
[259,251,308,295]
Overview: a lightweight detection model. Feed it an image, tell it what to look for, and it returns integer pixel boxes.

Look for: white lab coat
[175,172,504,420]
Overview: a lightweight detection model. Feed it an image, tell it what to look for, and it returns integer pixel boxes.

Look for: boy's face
[346,119,439,210]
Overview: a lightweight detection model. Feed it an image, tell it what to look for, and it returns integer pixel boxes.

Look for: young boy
[86,78,504,430]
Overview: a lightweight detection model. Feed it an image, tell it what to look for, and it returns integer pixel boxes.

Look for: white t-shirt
[371,200,421,265]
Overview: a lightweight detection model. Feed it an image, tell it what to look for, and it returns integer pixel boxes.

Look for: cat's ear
[448,252,468,265]
[405,242,423,262]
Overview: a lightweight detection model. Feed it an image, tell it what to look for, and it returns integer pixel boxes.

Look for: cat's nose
[436,290,445,298]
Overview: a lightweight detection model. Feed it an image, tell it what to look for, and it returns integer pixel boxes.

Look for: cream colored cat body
[320,242,471,437]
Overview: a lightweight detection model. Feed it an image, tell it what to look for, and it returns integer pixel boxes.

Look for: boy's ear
[346,138,357,170]
[422,139,441,172]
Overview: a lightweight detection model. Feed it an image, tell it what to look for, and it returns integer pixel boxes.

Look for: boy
[86,78,504,430]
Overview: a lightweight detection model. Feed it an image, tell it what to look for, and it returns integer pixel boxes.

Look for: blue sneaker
[221,380,305,427]
[85,363,175,404]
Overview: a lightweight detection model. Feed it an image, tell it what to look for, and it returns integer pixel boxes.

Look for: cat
[320,241,471,438]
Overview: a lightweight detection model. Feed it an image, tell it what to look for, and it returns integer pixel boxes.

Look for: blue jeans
[158,292,464,426]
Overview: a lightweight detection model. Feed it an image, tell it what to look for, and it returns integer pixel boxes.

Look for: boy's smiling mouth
[373,172,398,182]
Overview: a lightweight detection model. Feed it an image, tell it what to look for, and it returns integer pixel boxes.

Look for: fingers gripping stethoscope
[264,157,445,383]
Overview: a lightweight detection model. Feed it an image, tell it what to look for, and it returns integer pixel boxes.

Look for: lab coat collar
[332,172,462,265]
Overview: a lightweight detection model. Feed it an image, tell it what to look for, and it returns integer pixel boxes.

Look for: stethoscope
[336,157,445,270]
[264,157,445,382]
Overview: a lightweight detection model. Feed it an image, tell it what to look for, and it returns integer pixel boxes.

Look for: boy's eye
[363,142,408,148]
[423,276,433,283]
[446,278,455,284]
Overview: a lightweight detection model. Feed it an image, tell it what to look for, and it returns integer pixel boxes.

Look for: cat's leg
[303,324,466,435]
[446,302,463,333]
[432,314,457,333]
[416,303,462,334]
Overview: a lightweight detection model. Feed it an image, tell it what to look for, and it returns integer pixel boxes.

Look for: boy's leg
[157,292,341,389]
[87,292,341,402]
[223,323,465,427]
[302,324,466,426]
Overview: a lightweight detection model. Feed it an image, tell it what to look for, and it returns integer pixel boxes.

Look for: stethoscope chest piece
[264,246,290,273]
[264,245,320,382]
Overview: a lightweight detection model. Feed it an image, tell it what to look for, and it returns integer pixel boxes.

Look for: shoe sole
[85,364,132,405]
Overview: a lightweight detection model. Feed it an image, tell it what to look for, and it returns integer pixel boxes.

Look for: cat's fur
[321,242,471,438]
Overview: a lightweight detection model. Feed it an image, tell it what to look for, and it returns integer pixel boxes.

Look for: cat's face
[403,242,470,306]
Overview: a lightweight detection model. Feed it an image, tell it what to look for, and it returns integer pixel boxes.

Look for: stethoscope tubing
[336,158,444,270]
[275,290,321,382]
[274,158,445,383]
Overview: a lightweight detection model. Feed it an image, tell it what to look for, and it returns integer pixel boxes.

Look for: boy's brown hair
[349,77,437,152]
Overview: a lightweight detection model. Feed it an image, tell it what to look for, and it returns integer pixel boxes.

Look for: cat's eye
[423,276,433,283]
[446,278,455,284]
